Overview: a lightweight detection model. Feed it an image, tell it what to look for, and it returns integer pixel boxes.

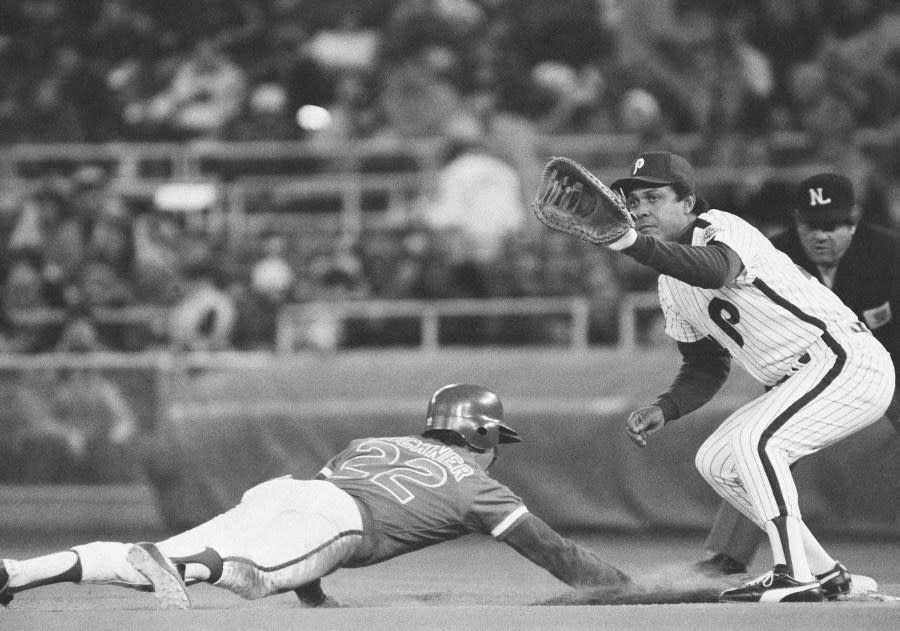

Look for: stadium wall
[149,348,900,537]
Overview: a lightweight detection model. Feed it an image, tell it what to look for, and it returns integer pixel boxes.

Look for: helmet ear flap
[423,384,521,451]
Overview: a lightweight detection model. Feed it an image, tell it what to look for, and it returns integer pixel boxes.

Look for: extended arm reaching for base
[501,513,631,589]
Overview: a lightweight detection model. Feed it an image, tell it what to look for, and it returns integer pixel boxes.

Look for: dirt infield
[3,531,898,631]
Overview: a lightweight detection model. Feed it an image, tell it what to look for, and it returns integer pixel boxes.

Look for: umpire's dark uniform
[771,221,900,386]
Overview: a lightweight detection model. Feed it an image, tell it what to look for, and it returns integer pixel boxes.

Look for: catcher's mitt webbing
[532,157,635,246]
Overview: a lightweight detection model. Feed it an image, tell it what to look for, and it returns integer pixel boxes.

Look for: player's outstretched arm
[501,513,631,589]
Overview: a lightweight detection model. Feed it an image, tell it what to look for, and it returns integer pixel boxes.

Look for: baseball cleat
[127,542,191,609]
[719,565,824,603]
[816,562,851,600]
[694,553,747,576]
[0,560,12,607]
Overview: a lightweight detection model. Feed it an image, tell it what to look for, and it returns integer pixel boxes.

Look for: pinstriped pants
[695,328,895,526]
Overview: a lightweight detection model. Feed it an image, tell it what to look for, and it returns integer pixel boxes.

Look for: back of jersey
[321,436,525,566]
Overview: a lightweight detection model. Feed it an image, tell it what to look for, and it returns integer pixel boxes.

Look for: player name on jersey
[387,437,476,481]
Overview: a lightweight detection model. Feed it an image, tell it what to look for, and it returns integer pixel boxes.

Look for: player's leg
[696,395,823,601]
[1,540,156,609]
[155,477,363,600]
[696,500,762,575]
[714,333,893,602]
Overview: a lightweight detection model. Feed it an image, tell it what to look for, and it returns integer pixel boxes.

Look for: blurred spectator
[618,87,675,153]
[230,82,302,141]
[2,250,46,312]
[84,0,166,69]
[132,38,248,140]
[231,232,297,350]
[0,36,31,144]
[132,212,187,305]
[697,7,776,167]
[291,241,370,351]
[8,179,84,307]
[23,45,120,142]
[69,258,135,309]
[168,261,236,352]
[252,23,335,122]
[85,202,134,276]
[742,1,829,121]
[11,365,142,483]
[416,138,527,282]
[530,60,616,135]
[378,53,480,138]
[54,309,109,353]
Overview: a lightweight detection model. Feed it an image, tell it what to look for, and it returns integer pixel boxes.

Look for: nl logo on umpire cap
[797,173,854,213]
[808,187,832,206]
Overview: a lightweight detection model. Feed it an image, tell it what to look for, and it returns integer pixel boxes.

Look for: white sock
[6,552,79,589]
[71,541,150,586]
[764,517,813,581]
[799,522,836,576]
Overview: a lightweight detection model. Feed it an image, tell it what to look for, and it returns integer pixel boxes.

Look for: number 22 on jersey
[330,439,448,504]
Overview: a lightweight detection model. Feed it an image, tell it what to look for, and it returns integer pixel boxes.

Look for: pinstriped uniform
[660,210,895,525]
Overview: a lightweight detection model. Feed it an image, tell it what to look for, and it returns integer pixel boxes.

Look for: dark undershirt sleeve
[654,338,731,422]
[502,513,632,588]
[622,234,743,289]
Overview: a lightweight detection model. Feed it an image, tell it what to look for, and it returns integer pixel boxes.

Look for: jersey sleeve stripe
[490,505,529,538]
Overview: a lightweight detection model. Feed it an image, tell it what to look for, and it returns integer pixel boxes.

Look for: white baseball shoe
[127,542,191,609]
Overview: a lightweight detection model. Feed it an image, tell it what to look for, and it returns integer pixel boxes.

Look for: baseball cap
[795,173,855,224]
[610,151,696,196]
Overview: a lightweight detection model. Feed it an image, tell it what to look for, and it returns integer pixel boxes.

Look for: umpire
[698,172,900,576]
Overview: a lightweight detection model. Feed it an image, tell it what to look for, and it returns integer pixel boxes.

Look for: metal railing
[4,293,662,352]
[275,296,595,352]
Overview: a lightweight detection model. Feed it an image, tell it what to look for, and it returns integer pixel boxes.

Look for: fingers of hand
[625,412,647,447]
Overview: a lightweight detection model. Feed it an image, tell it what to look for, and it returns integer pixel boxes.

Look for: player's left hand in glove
[532,156,637,250]
[625,405,665,448]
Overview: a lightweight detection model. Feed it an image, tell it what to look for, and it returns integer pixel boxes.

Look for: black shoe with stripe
[720,565,824,603]
[0,560,12,607]
[816,562,851,600]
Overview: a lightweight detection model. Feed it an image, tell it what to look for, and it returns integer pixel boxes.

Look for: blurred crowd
[0,159,654,353]
[1,0,900,484]
[0,0,897,151]
[0,0,898,355]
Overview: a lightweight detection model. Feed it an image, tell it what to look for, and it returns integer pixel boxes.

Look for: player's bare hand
[625,405,665,448]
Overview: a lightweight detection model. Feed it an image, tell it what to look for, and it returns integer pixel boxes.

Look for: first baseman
[597,152,892,602]
[698,172,900,577]
[1,384,631,608]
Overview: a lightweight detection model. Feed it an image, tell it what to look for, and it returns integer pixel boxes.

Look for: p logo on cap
[632,158,645,175]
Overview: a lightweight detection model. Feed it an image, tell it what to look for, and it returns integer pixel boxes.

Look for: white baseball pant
[695,326,895,526]
[75,478,364,599]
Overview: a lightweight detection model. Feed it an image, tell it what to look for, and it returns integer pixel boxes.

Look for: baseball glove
[532,157,635,246]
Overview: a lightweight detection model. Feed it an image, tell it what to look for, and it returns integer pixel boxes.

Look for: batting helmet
[423,384,521,452]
